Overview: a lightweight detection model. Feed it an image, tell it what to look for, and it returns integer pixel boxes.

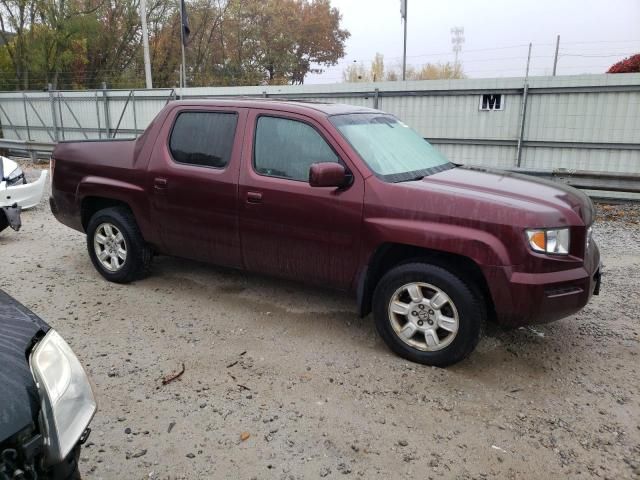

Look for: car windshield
[330,113,453,182]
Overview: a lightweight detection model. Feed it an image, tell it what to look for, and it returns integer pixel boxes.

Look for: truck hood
[0,290,49,442]
[418,165,595,226]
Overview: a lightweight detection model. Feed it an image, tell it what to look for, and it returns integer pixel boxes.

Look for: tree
[149,0,349,87]
[370,52,384,82]
[290,0,349,84]
[342,61,369,83]
[0,0,38,89]
[0,0,349,89]
[343,53,466,83]
[607,54,640,73]
[411,61,465,80]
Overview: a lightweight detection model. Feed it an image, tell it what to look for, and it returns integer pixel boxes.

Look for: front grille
[0,446,38,480]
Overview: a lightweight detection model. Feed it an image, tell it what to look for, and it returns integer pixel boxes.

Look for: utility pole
[401,0,407,81]
[140,0,153,89]
[552,34,560,76]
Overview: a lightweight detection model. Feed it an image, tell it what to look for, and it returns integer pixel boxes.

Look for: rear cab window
[169,111,238,168]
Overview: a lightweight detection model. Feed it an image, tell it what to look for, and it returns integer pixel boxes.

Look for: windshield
[330,113,453,182]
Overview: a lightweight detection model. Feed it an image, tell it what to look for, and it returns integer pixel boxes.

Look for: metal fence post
[57,93,65,141]
[515,83,529,167]
[48,84,59,142]
[373,88,380,109]
[95,91,102,139]
[516,43,532,167]
[102,82,111,138]
[132,90,138,135]
[22,93,31,140]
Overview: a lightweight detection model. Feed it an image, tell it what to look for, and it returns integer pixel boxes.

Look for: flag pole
[179,1,187,90]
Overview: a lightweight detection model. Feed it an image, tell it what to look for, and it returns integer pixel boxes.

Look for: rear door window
[169,111,238,168]
[253,116,339,181]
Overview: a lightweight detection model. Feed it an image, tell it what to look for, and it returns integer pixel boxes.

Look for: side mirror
[309,162,350,188]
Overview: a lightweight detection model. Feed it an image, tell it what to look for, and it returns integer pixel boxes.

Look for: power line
[560,52,639,58]
[561,39,640,45]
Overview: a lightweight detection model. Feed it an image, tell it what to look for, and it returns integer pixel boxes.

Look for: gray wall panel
[1,74,639,175]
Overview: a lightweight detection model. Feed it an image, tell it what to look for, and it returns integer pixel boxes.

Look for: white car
[0,156,48,233]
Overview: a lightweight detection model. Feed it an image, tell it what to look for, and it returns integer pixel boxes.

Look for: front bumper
[0,429,89,480]
[484,241,601,327]
[0,170,48,209]
[1,204,22,232]
[48,434,89,480]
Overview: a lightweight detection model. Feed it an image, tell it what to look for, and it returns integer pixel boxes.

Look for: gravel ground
[1,161,639,480]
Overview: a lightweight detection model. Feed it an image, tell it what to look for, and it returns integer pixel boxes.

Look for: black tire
[0,211,8,233]
[86,206,151,283]
[373,262,485,367]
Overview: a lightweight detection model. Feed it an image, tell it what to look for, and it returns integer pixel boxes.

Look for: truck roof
[169,98,379,116]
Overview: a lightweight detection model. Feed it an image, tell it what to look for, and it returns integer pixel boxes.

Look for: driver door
[238,110,364,290]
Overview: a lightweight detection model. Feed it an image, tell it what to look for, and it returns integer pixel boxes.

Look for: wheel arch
[80,196,134,232]
[357,242,495,321]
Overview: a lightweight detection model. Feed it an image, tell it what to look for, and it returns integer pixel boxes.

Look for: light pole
[140,0,153,88]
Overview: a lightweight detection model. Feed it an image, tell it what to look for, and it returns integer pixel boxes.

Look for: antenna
[451,26,465,67]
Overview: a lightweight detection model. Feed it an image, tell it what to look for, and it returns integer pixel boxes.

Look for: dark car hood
[418,165,595,226]
[0,290,49,442]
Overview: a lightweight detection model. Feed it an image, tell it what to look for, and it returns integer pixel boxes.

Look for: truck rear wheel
[372,262,485,367]
[86,207,151,283]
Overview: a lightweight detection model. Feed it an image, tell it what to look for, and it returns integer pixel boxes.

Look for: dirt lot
[1,161,639,479]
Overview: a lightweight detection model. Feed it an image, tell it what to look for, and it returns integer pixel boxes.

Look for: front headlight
[30,330,97,464]
[5,166,26,186]
[525,228,570,255]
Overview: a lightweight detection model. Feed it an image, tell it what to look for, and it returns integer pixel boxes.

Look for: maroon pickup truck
[50,99,601,366]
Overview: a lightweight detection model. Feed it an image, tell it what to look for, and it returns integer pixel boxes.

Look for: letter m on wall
[479,93,504,111]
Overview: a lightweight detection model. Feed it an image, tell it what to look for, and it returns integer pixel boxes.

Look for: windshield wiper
[397,174,425,183]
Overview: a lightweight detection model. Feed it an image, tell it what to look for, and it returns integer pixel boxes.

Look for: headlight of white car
[5,165,26,186]
[525,228,570,255]
[30,330,97,464]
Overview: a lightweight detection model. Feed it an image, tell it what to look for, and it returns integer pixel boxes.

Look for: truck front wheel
[86,207,151,283]
[372,262,485,367]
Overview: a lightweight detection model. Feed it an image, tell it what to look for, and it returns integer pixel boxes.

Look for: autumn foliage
[607,54,640,73]
[344,53,466,83]
[0,0,349,90]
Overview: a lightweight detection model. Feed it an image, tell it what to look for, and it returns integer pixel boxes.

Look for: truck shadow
[146,255,592,376]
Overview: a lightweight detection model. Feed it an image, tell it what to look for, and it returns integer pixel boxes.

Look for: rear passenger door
[238,110,364,290]
[148,106,247,267]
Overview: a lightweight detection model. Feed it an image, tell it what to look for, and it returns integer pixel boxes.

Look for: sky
[306,0,640,83]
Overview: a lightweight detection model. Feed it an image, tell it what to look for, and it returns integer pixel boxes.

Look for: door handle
[246,191,262,204]
[154,177,168,190]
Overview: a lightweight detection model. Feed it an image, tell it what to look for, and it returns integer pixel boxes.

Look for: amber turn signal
[525,228,570,255]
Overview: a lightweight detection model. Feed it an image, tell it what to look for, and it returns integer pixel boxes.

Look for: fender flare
[76,177,150,235]
[356,219,511,317]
